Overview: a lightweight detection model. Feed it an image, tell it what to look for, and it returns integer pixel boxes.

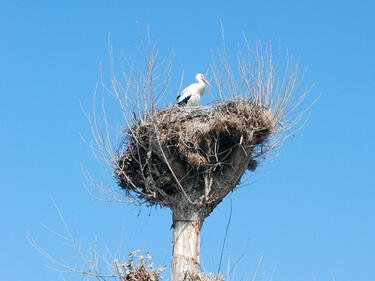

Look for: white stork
[176,73,210,106]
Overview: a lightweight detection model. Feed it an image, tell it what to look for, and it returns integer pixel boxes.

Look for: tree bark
[170,211,201,281]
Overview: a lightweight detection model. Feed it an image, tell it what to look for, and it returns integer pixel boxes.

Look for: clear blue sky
[1,1,375,280]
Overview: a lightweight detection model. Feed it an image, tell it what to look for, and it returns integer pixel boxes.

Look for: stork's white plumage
[176,73,210,106]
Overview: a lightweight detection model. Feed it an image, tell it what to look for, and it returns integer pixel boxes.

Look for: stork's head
[195,73,210,87]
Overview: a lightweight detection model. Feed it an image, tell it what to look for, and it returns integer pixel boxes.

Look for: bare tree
[82,26,313,281]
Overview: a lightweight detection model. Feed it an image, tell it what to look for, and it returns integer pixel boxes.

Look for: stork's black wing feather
[177,95,191,106]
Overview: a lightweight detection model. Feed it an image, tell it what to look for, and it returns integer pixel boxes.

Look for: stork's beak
[202,77,211,86]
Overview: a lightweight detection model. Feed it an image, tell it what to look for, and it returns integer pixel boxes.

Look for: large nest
[115,99,276,213]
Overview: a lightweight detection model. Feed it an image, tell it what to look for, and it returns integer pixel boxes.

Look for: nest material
[115,99,275,209]
[117,251,165,281]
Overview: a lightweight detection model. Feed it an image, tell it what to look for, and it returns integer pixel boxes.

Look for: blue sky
[1,0,375,280]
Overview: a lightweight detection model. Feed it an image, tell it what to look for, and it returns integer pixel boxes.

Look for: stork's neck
[196,79,206,87]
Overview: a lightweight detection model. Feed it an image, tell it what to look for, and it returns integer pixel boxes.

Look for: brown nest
[115,99,276,211]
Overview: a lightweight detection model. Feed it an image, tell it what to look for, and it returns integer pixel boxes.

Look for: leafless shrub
[27,199,165,281]
[83,27,312,207]
[80,26,313,281]
[28,199,116,280]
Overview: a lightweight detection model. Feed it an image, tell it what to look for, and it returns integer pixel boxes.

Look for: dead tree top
[115,99,276,218]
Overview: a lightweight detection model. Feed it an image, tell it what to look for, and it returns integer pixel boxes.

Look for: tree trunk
[170,211,201,281]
